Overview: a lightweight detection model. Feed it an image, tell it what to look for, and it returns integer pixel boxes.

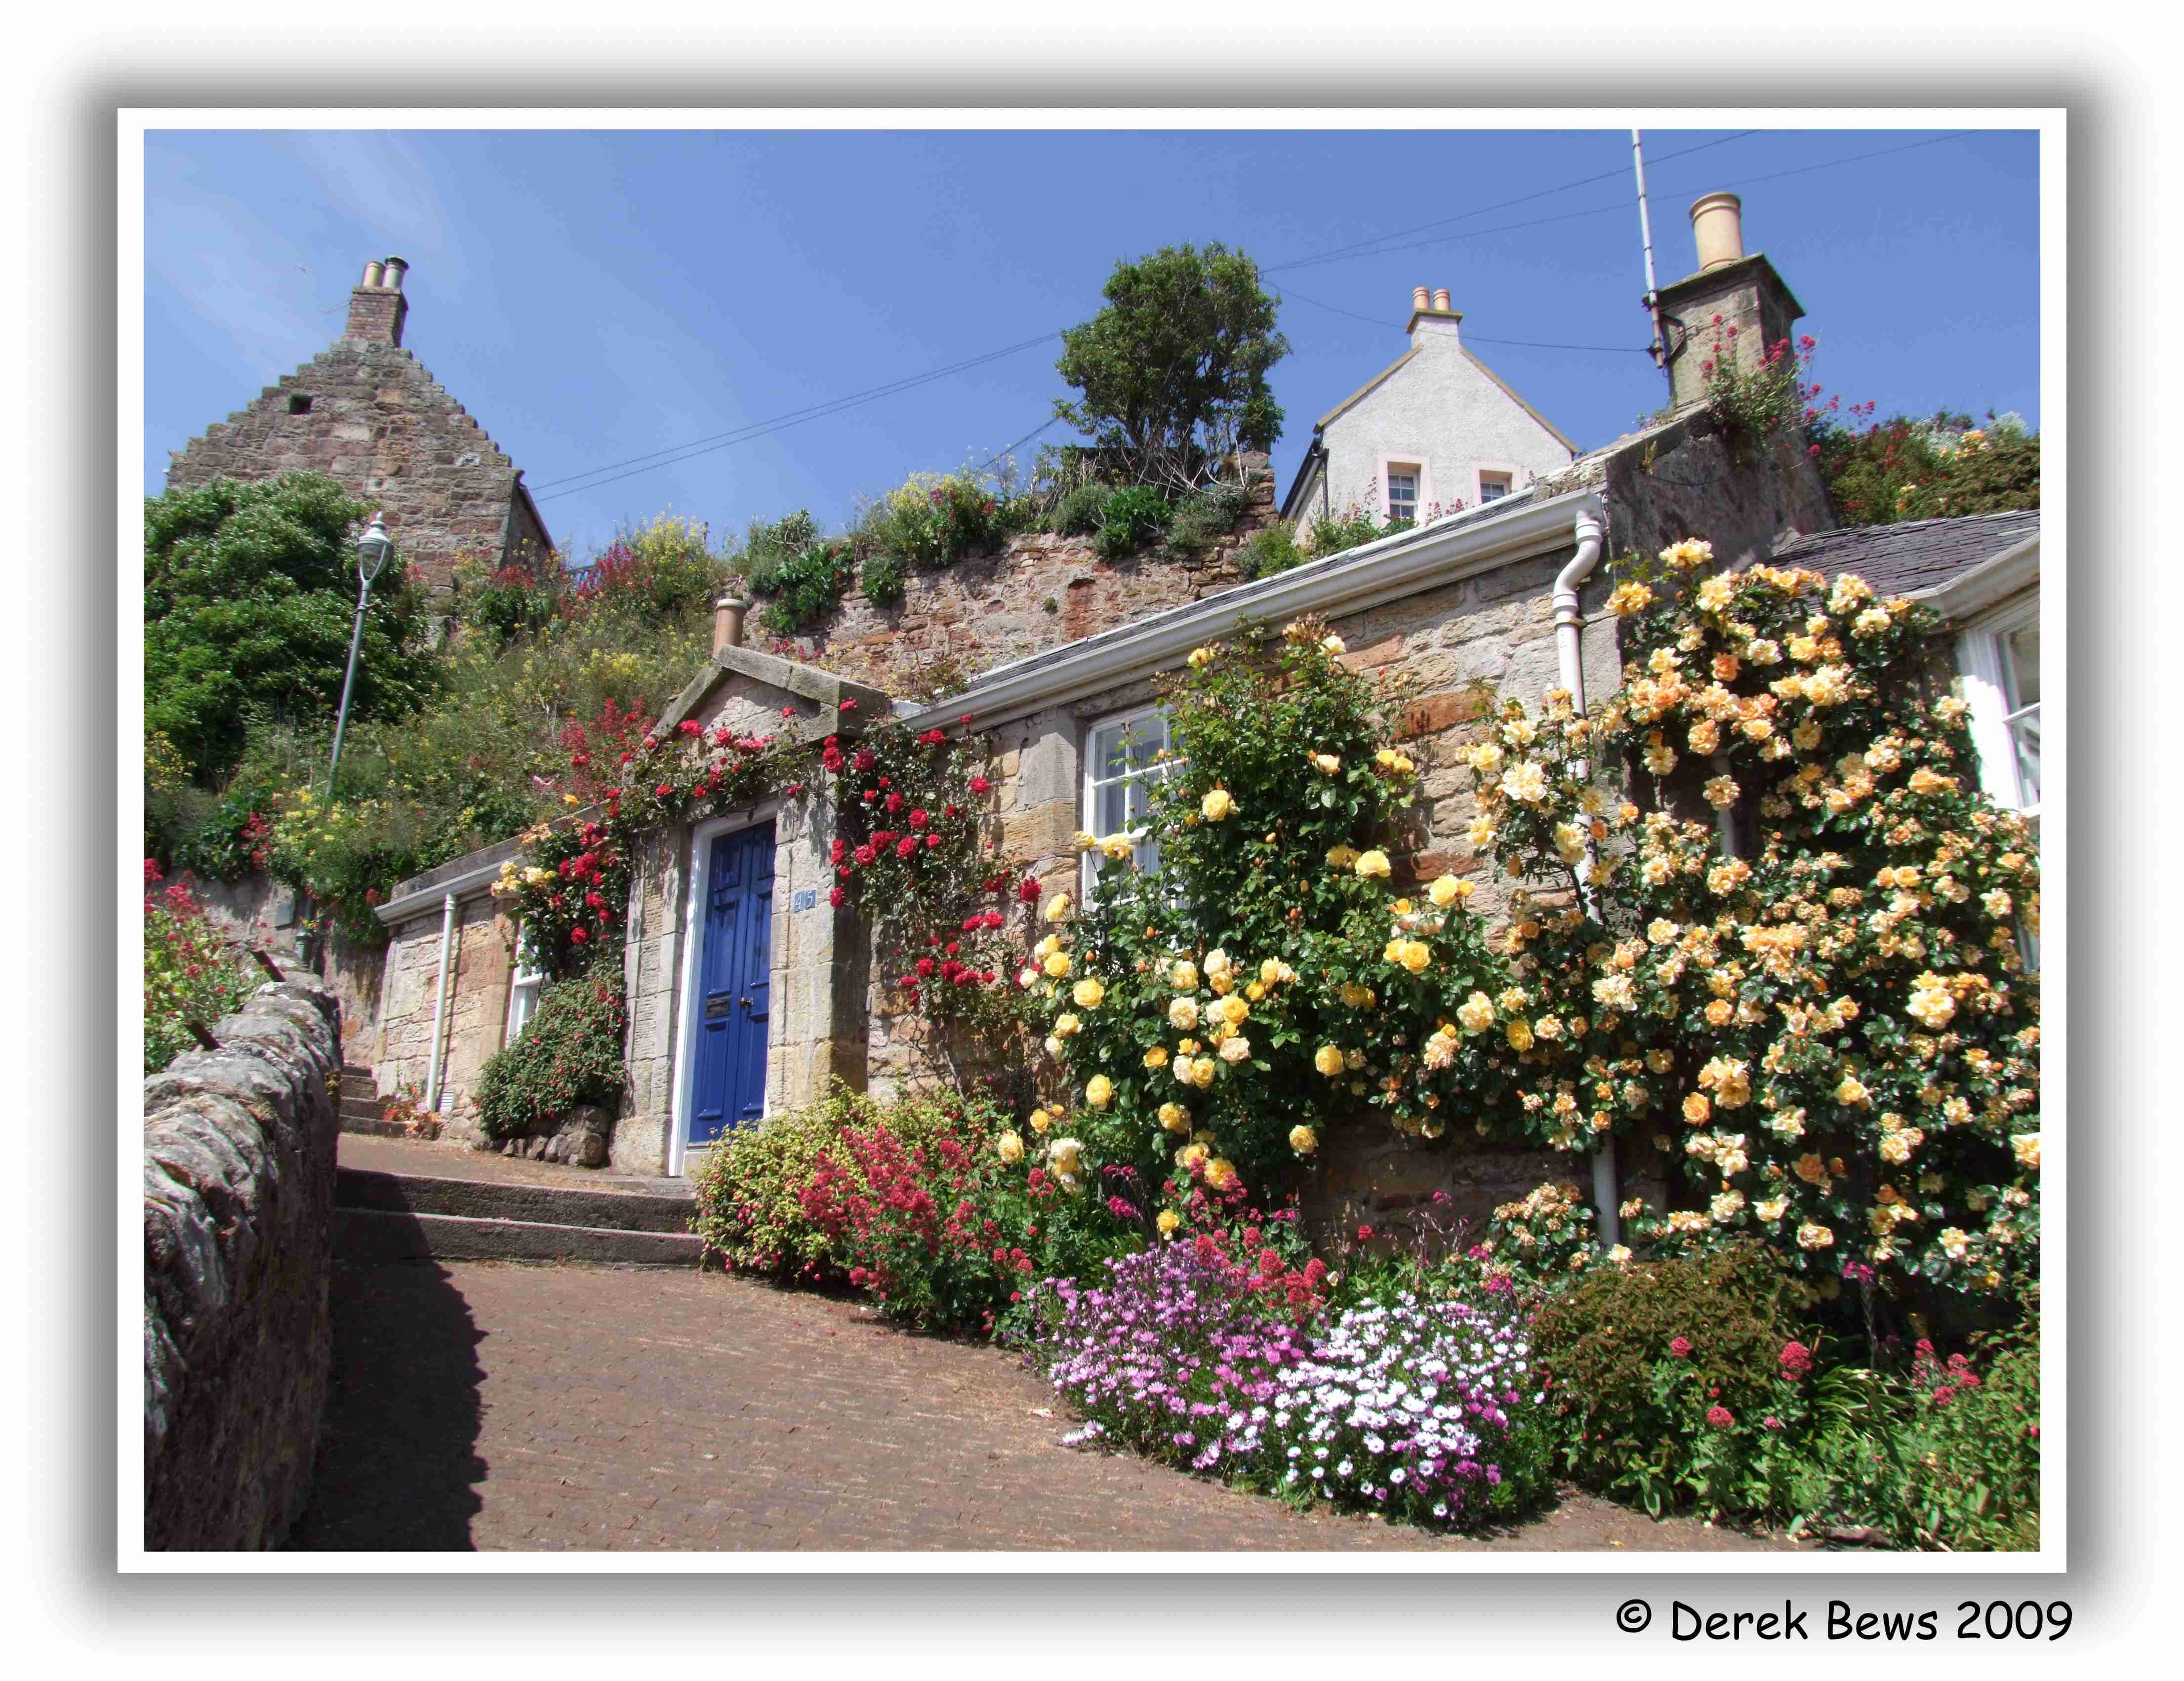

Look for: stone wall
[190,869,385,1067]
[760,461,1277,696]
[143,976,342,1550]
[374,892,519,1136]
[165,336,548,600]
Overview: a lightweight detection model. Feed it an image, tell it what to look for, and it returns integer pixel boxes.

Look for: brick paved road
[288,1259,1798,1553]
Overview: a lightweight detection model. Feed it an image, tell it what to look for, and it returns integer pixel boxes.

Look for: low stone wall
[143,975,342,1550]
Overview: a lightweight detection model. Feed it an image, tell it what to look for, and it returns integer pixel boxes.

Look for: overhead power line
[526,129,1969,505]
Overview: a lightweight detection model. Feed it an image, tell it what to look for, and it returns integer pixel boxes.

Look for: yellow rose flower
[1205,1156,1241,1189]
[1426,874,1460,908]
[1325,844,1361,869]
[996,1130,1024,1164]
[1311,752,1341,775]
[1456,992,1495,1034]
[1200,787,1237,821]
[1156,1209,1181,1237]
[1098,833,1136,862]
[1085,1075,1113,1110]
[1313,1045,1344,1077]
[1043,950,1072,977]
[1499,763,1549,804]
[1169,959,1199,991]
[1397,940,1431,974]
[1353,849,1392,881]
[1289,1125,1317,1156]
[1157,1101,1190,1133]
[1168,996,1200,1032]
[1143,1046,1169,1070]
[1505,1019,1534,1052]
[1028,1108,1052,1134]
[1320,634,1346,655]
[1043,891,1074,922]
[1190,1056,1217,1089]
[1682,1092,1711,1124]
[1052,1012,1081,1038]
[1072,977,1105,1009]
[1187,645,1216,670]
[2011,1132,2041,1171]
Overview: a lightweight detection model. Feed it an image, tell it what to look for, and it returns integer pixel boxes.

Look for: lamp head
[356,513,393,584]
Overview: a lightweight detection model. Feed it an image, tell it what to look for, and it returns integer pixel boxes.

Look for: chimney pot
[361,259,385,289]
[382,256,409,292]
[1432,288,1452,312]
[1412,285,1431,314]
[713,594,749,653]
[1689,192,1745,274]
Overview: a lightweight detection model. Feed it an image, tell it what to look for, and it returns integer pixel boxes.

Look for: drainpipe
[1554,508,1622,1247]
[423,892,458,1113]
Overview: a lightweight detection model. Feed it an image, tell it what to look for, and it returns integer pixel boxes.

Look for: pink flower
[1779,1339,1813,1378]
[1705,1404,1734,1428]
[1669,1336,1694,1358]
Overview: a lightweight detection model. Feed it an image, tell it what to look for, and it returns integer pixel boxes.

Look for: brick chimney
[1656,195,1805,410]
[1406,284,1463,348]
[343,255,409,348]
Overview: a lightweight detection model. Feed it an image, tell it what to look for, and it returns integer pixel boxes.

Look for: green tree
[144,474,440,782]
[1053,242,1289,495]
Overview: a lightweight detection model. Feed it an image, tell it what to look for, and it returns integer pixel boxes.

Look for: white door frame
[667,803,780,1178]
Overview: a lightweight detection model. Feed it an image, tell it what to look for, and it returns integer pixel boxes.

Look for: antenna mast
[1632,130,1670,395]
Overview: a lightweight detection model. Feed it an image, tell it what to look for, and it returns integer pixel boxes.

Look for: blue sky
[143,126,2040,561]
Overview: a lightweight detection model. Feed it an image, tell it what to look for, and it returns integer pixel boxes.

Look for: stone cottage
[357,192,2039,1242]
[1279,285,1577,534]
[165,256,554,601]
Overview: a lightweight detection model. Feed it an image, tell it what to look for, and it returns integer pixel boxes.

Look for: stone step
[339,1115,413,1139]
[335,1166,695,1234]
[334,1206,704,1267]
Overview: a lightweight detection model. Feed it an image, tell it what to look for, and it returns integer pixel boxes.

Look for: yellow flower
[1204,1156,1241,1189]
[1426,873,1461,907]
[1200,788,1237,821]
[1157,1101,1190,1133]
[1313,1045,1345,1077]
[997,1130,1024,1164]
[1682,1093,1711,1124]
[1043,891,1074,922]
[1098,834,1136,862]
[1505,1019,1534,1052]
[1354,849,1392,880]
[1321,634,1346,655]
[562,793,581,807]
[1189,1056,1217,1089]
[1168,996,1200,1032]
[1052,1012,1081,1038]
[1258,958,1287,986]
[2011,1132,2041,1171]
[1072,977,1106,1009]
[1028,1108,1052,1134]
[1395,940,1431,974]
[1143,1046,1169,1070]
[1836,1076,1871,1107]
[1325,844,1360,869]
[1289,1125,1317,1155]
[1043,950,1072,978]
[1311,753,1341,775]
[1156,1209,1181,1237]
[1456,992,1495,1034]
[1187,645,1217,669]
[1609,580,1653,616]
[1085,1075,1113,1110]
[1499,763,1549,804]
[1170,959,1199,991]
[1796,1221,1836,1251]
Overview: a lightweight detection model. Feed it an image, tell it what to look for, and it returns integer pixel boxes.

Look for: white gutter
[1553,508,1622,1248]
[422,892,458,1113]
[899,488,1606,734]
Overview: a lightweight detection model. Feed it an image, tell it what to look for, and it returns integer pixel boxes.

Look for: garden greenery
[141,863,257,1073]
[471,958,630,1140]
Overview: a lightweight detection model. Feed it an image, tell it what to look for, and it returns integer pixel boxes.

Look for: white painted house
[1280,286,1577,536]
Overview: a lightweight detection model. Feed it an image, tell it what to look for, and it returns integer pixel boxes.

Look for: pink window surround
[1472,461,1525,504]
[1375,454,1433,520]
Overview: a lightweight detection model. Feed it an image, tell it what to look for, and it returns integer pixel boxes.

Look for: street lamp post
[301,512,394,971]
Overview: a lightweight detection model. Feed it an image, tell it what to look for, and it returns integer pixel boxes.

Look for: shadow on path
[285,1259,487,1550]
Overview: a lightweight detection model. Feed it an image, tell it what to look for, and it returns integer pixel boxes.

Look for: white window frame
[503,935,545,1048]
[1955,599,2040,817]
[1473,461,1523,505]
[1081,706,1179,905]
[1373,453,1434,524]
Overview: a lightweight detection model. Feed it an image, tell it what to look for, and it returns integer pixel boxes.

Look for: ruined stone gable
[165,257,552,600]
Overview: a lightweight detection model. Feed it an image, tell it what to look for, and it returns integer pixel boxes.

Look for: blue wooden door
[689,823,775,1149]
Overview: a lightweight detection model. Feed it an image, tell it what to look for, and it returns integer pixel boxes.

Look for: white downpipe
[1554,510,1621,1247]
[423,892,458,1113]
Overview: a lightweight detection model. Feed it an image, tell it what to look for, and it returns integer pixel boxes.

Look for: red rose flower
[1670,1336,1694,1358]
[969,776,991,795]
[828,886,845,908]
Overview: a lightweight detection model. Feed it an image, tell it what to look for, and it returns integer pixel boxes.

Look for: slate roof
[1767,511,2040,599]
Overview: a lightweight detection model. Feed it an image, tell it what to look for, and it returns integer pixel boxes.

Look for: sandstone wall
[374,893,518,1137]
[165,338,546,600]
[143,976,342,1550]
[190,870,384,1067]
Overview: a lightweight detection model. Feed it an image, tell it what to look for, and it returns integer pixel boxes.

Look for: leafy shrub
[1093,484,1173,560]
[142,864,257,1073]
[859,550,907,607]
[754,540,857,635]
[1818,410,2041,527]
[1240,521,1305,579]
[1159,480,1252,561]
[1263,1287,1556,1529]
[1302,504,1385,560]
[740,509,820,597]
[462,560,564,646]
[1532,1241,1812,1518]
[565,516,730,625]
[1051,480,1112,537]
[472,961,628,1139]
[692,1085,1134,1331]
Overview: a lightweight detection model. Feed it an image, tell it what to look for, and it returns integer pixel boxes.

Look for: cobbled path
[287,1258,1797,1552]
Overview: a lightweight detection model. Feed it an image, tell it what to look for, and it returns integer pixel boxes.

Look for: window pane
[2009,704,2040,809]
[1095,778,1131,836]
[2005,623,2040,711]
[1092,721,1129,782]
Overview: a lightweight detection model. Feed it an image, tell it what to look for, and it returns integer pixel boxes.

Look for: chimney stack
[1407,285,1463,347]
[1689,192,1745,273]
[1654,193,1806,411]
[342,254,410,348]
[713,594,749,654]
